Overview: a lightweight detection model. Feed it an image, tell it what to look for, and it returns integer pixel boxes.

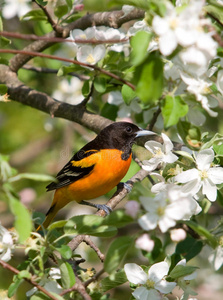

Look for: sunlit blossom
[124,261,176,300]
[2,0,31,19]
[0,225,14,262]
[170,228,187,242]
[76,45,106,65]
[135,234,155,252]
[175,148,223,201]
[180,73,218,117]
[142,133,178,172]
[138,185,201,233]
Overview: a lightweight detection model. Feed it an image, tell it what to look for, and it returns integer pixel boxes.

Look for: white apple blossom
[2,0,31,19]
[142,133,178,172]
[26,267,62,297]
[208,245,223,270]
[135,234,155,252]
[175,148,223,202]
[170,228,187,242]
[125,200,140,218]
[152,1,203,56]
[128,20,151,36]
[95,26,127,53]
[71,27,96,43]
[138,185,201,233]
[217,69,223,95]
[180,73,218,117]
[0,224,14,262]
[124,261,176,300]
[107,91,142,118]
[76,45,106,65]
[52,77,84,105]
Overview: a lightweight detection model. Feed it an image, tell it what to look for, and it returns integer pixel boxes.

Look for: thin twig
[34,0,63,34]
[60,276,92,300]
[0,31,129,44]
[81,81,95,106]
[147,107,161,131]
[22,64,90,80]
[84,269,104,287]
[0,49,135,90]
[0,260,59,300]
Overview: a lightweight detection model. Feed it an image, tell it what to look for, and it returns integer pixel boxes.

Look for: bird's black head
[95,122,154,154]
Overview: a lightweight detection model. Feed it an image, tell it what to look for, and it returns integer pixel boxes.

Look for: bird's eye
[125,126,132,133]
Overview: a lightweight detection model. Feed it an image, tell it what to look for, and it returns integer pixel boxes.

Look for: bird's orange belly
[55,149,132,205]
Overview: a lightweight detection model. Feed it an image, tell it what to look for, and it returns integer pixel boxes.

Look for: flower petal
[196,149,214,170]
[133,287,162,300]
[148,261,169,283]
[208,167,223,184]
[175,168,199,183]
[202,178,217,202]
[124,263,147,284]
[162,133,173,153]
[155,280,176,294]
[138,213,158,231]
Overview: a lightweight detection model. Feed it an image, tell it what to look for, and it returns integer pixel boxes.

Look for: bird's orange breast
[54,149,132,206]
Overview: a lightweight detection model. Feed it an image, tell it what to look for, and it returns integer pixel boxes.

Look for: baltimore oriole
[37,122,153,230]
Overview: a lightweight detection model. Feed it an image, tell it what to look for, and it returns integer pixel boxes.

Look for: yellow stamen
[86,54,95,64]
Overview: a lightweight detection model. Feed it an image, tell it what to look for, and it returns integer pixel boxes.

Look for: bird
[37,122,154,230]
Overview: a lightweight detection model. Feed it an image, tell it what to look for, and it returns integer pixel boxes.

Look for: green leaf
[35,0,48,5]
[8,173,56,183]
[56,245,72,260]
[161,95,188,128]
[8,277,23,298]
[54,0,68,19]
[0,16,3,31]
[130,31,152,66]
[176,237,203,261]
[169,265,198,280]
[31,293,64,300]
[101,103,118,121]
[102,210,134,228]
[177,121,201,150]
[0,36,11,48]
[204,2,223,24]
[8,193,32,242]
[64,215,117,237]
[47,220,67,231]
[60,262,76,289]
[213,143,223,156]
[184,220,218,248]
[94,77,107,93]
[18,270,31,280]
[104,236,134,274]
[0,84,8,94]
[21,9,48,21]
[121,84,137,105]
[82,80,90,97]
[135,53,163,104]
[0,57,9,65]
[65,0,73,10]
[101,269,127,292]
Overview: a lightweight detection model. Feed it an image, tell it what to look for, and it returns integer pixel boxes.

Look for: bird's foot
[80,200,112,215]
[117,182,132,193]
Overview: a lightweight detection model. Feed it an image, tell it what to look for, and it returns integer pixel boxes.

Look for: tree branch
[1,49,135,90]
[0,260,59,300]
[0,64,112,133]
[8,8,144,72]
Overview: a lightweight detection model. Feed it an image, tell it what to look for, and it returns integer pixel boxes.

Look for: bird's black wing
[46,149,99,191]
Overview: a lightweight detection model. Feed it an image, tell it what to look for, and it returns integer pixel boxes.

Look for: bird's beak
[135,129,155,138]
